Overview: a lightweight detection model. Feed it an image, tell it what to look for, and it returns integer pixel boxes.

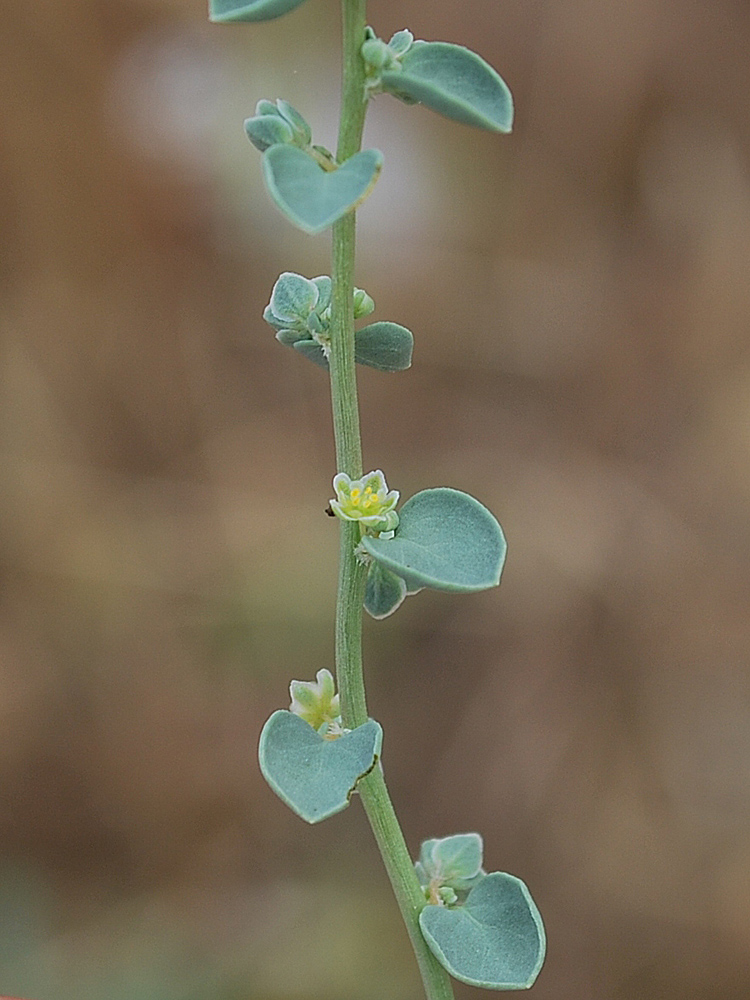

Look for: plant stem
[328,3,455,998]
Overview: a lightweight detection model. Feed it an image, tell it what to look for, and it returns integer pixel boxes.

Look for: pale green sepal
[361,488,507,593]
[364,562,407,619]
[209,0,310,22]
[244,114,295,152]
[270,271,318,323]
[355,322,413,372]
[262,146,383,234]
[293,339,328,368]
[258,710,383,824]
[276,99,312,146]
[388,29,414,57]
[276,329,310,347]
[419,872,546,989]
[381,41,514,133]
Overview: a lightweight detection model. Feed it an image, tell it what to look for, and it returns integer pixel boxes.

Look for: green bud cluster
[244,98,312,152]
[362,27,414,96]
[415,833,486,906]
[263,272,374,357]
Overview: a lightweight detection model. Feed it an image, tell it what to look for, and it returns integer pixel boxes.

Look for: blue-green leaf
[209,0,310,22]
[361,488,507,592]
[381,41,514,133]
[292,339,328,368]
[419,833,484,889]
[276,329,310,347]
[311,275,332,312]
[284,321,413,374]
[262,146,383,234]
[354,321,413,372]
[258,710,382,823]
[364,562,407,619]
[388,29,414,58]
[244,113,294,152]
[270,271,318,323]
[419,873,546,989]
[276,99,312,146]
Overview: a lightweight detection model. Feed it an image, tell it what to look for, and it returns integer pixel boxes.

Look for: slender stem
[328,3,455,998]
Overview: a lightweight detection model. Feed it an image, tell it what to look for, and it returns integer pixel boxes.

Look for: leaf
[270,271,318,323]
[361,488,507,592]
[244,113,294,152]
[420,833,484,888]
[275,99,312,146]
[381,41,514,133]
[209,0,310,22]
[285,322,413,374]
[419,873,546,989]
[258,710,383,823]
[364,562,407,619]
[262,146,383,234]
[292,338,329,368]
[354,322,413,371]
[275,329,310,347]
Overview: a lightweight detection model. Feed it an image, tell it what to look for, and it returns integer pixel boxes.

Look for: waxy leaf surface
[419,872,546,990]
[361,488,506,592]
[288,322,413,373]
[209,0,309,22]
[354,321,413,371]
[364,562,407,619]
[262,146,383,234]
[258,710,382,823]
[421,833,483,888]
[381,41,513,133]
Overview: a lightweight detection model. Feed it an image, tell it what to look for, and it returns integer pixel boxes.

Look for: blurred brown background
[2,1,750,997]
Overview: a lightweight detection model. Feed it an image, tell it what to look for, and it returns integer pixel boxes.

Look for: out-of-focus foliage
[1,1,750,998]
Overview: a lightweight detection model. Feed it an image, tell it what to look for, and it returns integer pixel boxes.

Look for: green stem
[328,3,455,998]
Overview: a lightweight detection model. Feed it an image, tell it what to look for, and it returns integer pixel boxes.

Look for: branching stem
[328,3,455,998]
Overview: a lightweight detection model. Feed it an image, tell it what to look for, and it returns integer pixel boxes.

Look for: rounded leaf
[209,0,310,22]
[270,271,318,323]
[361,488,507,592]
[364,562,407,619]
[421,833,483,886]
[355,321,413,372]
[381,41,513,133]
[258,710,383,823]
[419,873,546,989]
[244,113,294,153]
[262,146,383,234]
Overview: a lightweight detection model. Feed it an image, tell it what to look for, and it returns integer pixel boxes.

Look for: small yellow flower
[330,470,399,533]
[289,668,340,732]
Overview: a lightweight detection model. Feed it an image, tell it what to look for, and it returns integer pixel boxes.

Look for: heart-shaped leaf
[419,872,546,989]
[381,41,514,133]
[263,146,383,234]
[209,0,310,22]
[364,562,407,619]
[361,488,507,592]
[258,710,382,823]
